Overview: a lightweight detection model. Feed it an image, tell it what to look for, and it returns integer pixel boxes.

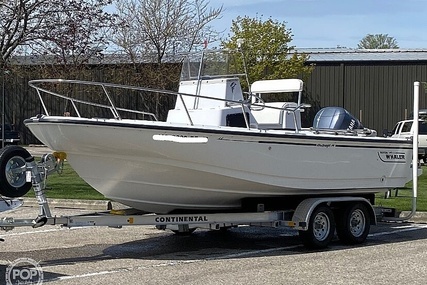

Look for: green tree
[358,34,399,49]
[221,16,313,85]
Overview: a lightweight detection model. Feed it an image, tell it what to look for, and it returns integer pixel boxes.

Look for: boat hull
[25,117,413,213]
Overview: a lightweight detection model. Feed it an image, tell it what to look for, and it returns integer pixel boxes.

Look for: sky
[209,0,427,49]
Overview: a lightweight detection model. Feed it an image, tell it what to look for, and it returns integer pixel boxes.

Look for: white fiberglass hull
[25,117,413,213]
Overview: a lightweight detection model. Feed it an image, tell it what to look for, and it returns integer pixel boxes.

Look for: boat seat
[252,102,301,129]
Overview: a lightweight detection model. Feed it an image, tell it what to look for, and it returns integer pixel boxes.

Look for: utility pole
[1,68,9,149]
[1,68,4,149]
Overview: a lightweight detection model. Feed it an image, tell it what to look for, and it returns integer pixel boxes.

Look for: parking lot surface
[1,205,427,285]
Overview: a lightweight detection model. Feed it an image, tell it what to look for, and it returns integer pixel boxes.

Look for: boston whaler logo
[230,81,237,93]
[378,151,406,163]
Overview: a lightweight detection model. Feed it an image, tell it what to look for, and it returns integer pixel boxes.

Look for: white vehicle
[391,119,427,161]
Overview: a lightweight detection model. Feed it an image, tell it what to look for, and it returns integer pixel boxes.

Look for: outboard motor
[313,107,363,131]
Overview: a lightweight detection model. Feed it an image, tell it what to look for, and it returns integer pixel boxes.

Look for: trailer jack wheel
[336,203,370,245]
[0,146,32,198]
[33,216,48,228]
[299,205,336,249]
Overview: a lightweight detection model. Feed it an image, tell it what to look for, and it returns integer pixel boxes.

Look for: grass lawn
[27,160,427,212]
[375,166,427,212]
[27,160,105,200]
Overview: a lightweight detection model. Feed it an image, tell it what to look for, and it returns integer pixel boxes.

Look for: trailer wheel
[336,203,370,245]
[299,205,335,249]
[0,146,32,197]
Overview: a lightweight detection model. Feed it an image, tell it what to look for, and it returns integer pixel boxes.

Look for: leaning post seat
[250,79,304,130]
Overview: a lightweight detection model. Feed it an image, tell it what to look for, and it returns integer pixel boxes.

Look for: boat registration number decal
[378,151,406,163]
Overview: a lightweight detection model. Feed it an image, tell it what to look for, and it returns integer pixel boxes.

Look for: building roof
[10,48,427,65]
[296,48,427,62]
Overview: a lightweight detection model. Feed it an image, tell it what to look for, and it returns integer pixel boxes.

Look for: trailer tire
[336,202,370,245]
[299,205,335,249]
[0,146,32,198]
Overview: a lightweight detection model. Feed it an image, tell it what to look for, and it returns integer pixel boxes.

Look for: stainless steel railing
[28,78,306,131]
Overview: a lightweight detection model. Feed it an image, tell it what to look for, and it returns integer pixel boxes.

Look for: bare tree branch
[0,0,48,66]
[112,0,223,63]
[1,0,116,69]
[31,0,116,67]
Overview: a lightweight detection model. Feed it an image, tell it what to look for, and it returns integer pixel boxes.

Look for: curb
[400,211,427,223]
[22,198,128,211]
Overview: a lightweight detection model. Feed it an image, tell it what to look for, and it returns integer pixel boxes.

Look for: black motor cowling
[313,107,363,131]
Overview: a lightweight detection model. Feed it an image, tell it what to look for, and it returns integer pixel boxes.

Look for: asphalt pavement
[2,205,427,285]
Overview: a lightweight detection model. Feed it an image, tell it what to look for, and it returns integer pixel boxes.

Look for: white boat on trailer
[0,49,420,248]
[22,49,414,214]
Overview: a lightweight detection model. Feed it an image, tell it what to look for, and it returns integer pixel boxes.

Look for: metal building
[300,48,427,134]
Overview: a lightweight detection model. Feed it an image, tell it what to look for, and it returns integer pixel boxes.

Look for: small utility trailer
[0,145,381,249]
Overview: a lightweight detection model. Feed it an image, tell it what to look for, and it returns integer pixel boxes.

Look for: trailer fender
[292,197,376,231]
